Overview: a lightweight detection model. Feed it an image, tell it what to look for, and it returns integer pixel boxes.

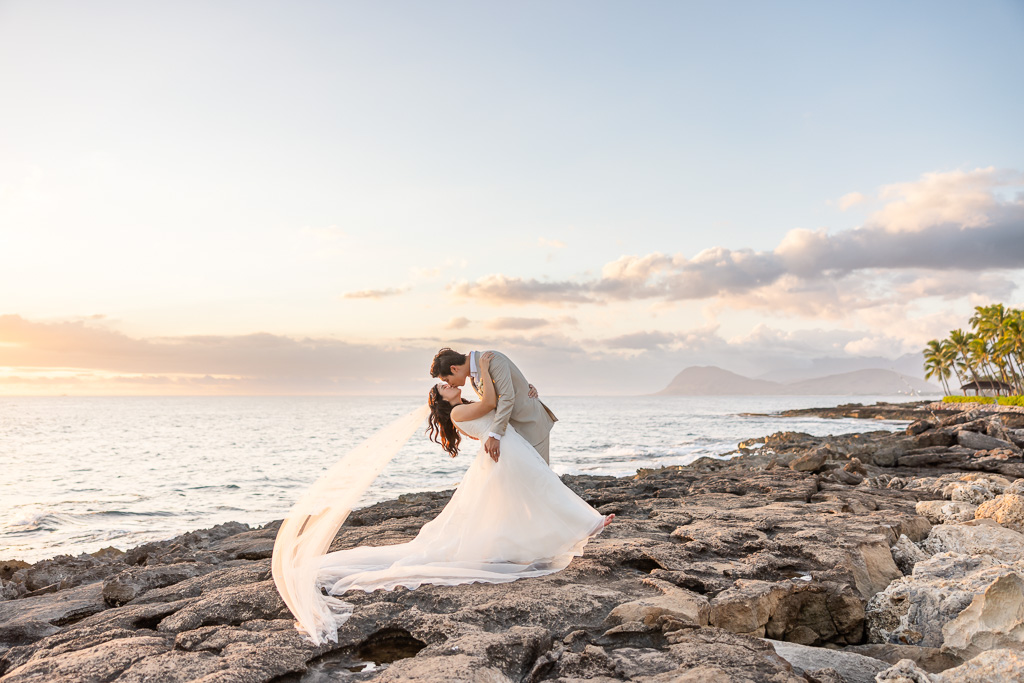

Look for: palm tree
[948,329,983,394]
[999,312,1024,393]
[923,339,952,395]
[971,304,1009,337]
[931,306,1024,398]
[971,303,1018,394]
[942,339,966,390]
[968,334,1004,395]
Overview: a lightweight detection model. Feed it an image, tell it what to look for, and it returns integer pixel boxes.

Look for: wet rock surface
[1,401,1023,681]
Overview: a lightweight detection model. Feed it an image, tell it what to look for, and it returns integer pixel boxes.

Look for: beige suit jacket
[470,350,556,450]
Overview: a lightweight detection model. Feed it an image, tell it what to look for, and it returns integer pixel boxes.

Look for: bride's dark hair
[426,385,473,458]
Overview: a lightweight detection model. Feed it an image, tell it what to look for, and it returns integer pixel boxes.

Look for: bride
[272,352,613,645]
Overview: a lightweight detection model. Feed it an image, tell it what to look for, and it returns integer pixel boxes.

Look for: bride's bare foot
[603,514,615,528]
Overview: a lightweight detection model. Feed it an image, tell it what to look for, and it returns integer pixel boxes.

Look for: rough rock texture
[941,571,1024,660]
[875,658,934,682]
[3,401,1024,681]
[775,402,935,421]
[914,500,977,525]
[101,562,214,607]
[843,643,961,673]
[790,450,827,472]
[868,553,987,648]
[890,535,929,576]
[2,462,917,681]
[920,519,1024,562]
[934,647,1024,681]
[876,648,1024,682]
[957,429,1021,454]
[765,638,888,682]
[604,581,709,629]
[709,578,865,645]
[0,583,106,647]
[974,492,1024,533]
[944,478,1008,505]
[866,551,1024,652]
[0,583,24,602]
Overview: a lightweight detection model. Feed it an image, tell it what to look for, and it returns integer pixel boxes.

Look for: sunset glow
[2,1,1022,395]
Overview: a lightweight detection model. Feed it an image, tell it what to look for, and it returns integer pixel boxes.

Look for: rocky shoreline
[766,400,938,421]
[767,399,1024,426]
[3,402,1024,682]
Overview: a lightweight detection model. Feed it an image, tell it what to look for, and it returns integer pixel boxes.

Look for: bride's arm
[450,352,497,422]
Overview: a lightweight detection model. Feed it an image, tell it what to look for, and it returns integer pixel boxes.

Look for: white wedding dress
[316,411,607,597]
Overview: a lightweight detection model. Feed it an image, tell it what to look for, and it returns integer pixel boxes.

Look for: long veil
[271,404,430,645]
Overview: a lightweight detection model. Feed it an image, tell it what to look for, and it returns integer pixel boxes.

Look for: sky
[1,1,1022,395]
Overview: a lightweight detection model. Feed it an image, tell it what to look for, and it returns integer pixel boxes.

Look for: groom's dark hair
[430,347,467,378]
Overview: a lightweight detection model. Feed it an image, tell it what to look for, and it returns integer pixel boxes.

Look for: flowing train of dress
[317,411,606,600]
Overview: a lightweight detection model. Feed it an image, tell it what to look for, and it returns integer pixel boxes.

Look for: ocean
[0,395,915,563]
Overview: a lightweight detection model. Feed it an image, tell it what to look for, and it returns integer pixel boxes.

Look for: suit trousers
[531,435,550,466]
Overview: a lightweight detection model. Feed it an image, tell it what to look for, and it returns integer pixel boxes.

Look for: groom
[431,348,558,465]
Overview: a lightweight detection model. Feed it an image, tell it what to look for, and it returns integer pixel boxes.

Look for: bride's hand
[480,351,495,372]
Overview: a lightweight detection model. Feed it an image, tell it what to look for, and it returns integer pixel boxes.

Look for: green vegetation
[923,304,1024,396]
[941,395,1024,407]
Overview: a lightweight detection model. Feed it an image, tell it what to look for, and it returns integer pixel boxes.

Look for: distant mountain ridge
[657,366,940,396]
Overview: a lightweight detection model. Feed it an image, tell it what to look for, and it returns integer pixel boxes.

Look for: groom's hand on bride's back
[485,436,500,462]
[528,384,538,399]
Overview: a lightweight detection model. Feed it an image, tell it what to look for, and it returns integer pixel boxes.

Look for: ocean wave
[4,510,79,533]
[2,508,178,534]
[85,510,179,518]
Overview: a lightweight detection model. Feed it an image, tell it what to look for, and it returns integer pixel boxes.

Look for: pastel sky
[1,1,1023,395]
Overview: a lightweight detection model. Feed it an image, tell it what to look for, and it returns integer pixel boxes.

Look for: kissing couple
[272,347,613,645]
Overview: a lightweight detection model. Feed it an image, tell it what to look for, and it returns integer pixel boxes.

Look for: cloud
[450,168,1024,313]
[442,316,578,332]
[604,331,678,350]
[889,271,1017,302]
[839,192,866,210]
[603,325,722,352]
[727,324,858,354]
[485,317,553,331]
[480,316,576,331]
[0,314,435,393]
[843,335,911,357]
[448,275,593,305]
[873,167,1023,233]
[853,306,965,351]
[342,287,410,299]
[714,273,875,319]
[442,332,588,356]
